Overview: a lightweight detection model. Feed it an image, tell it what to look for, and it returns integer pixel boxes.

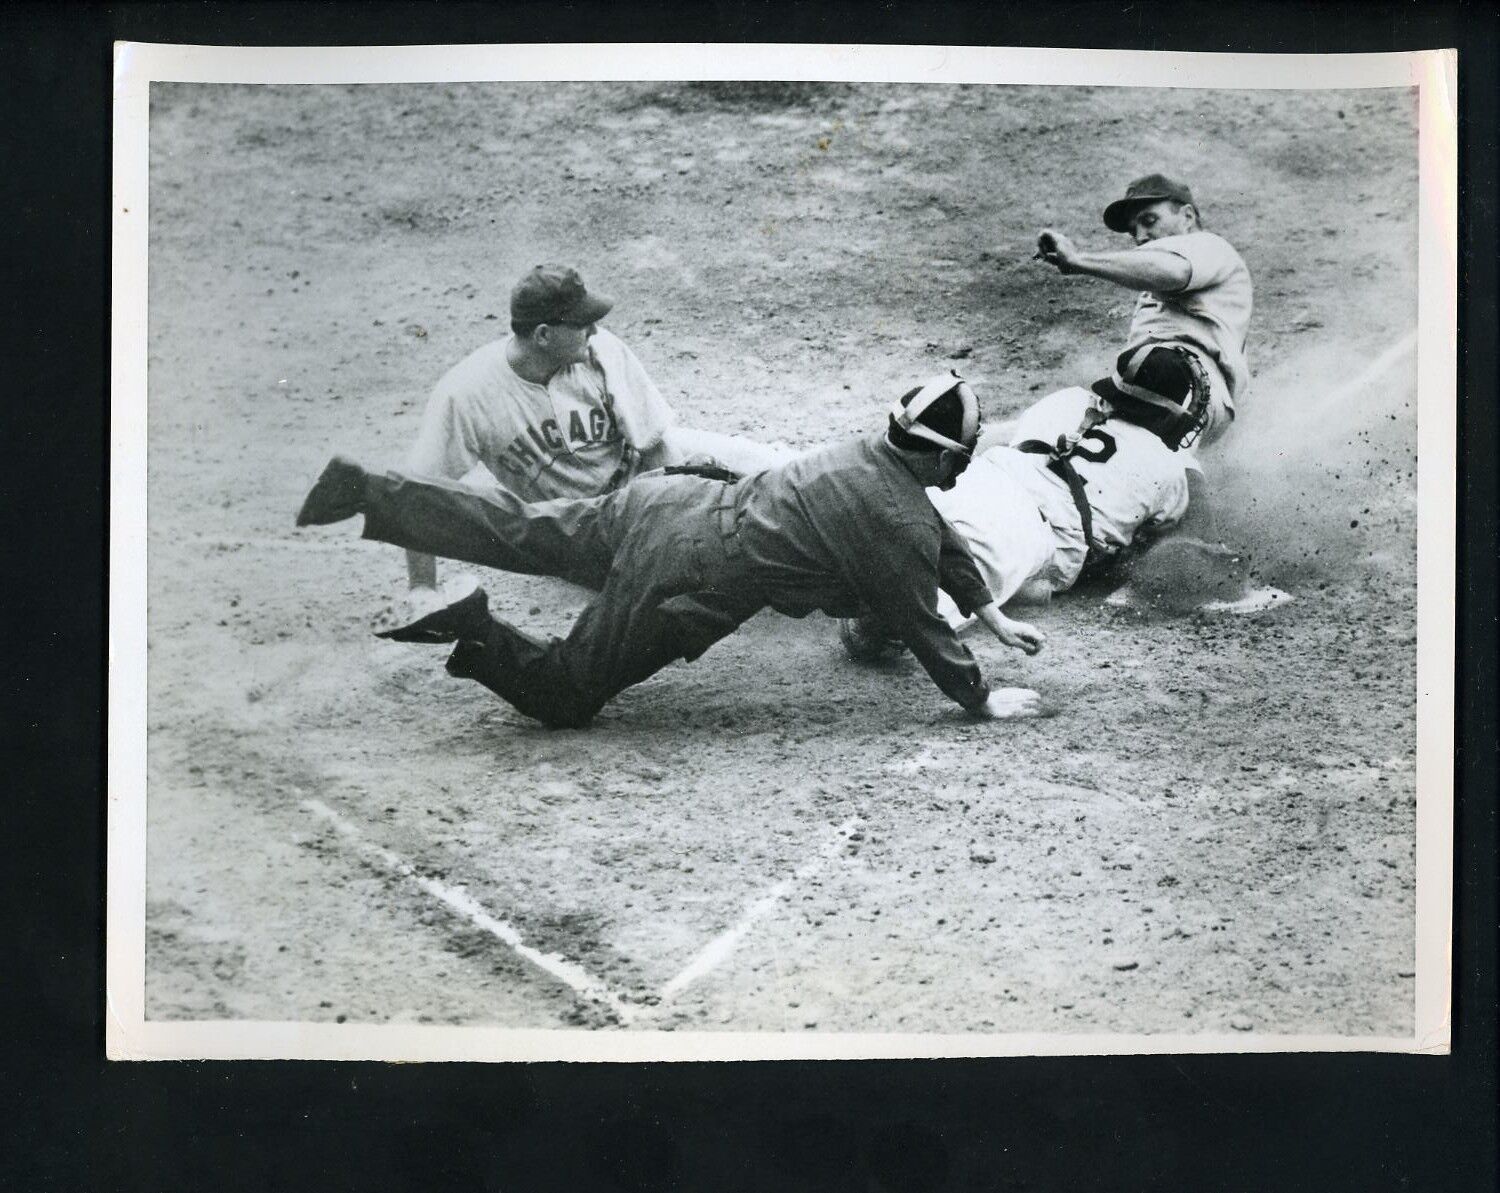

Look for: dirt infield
[141,80,1419,1037]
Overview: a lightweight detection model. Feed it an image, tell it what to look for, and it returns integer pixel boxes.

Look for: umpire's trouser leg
[361,471,620,590]
[446,487,762,727]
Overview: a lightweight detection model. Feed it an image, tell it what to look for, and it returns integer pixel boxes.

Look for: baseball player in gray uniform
[1035,174,1253,448]
[400,264,795,618]
[297,373,1045,726]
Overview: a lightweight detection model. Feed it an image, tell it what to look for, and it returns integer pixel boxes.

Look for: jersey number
[1073,428,1117,464]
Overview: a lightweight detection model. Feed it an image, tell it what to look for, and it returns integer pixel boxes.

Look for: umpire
[296,373,1044,727]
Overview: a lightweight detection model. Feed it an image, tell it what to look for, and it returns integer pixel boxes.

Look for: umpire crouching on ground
[295,372,1044,727]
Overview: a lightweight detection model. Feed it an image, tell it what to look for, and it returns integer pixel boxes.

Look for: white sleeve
[405,385,483,480]
[1154,233,1242,294]
[592,329,676,450]
[1145,468,1192,530]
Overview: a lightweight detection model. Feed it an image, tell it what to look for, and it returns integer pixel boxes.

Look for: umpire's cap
[1103,174,1196,232]
[511,265,615,327]
[888,371,981,456]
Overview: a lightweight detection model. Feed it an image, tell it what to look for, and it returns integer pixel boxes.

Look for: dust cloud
[1205,333,1418,591]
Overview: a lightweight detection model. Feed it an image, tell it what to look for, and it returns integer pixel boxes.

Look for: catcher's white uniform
[929,386,1191,625]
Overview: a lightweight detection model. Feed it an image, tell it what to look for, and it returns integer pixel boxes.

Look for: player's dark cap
[510,265,615,328]
[1091,344,1211,450]
[1103,174,1196,232]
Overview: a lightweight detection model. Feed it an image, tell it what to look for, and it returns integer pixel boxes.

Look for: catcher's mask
[888,371,981,457]
[1089,344,1211,451]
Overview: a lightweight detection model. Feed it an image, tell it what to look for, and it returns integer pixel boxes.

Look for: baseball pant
[362,470,765,726]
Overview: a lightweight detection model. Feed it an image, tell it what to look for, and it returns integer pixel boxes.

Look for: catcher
[840,344,1236,659]
[297,373,1045,727]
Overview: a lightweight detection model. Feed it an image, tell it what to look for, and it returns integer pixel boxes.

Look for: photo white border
[108,41,1457,1062]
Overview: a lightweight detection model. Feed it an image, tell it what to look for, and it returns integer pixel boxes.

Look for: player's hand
[1036,228,1082,273]
[973,687,1043,720]
[992,612,1045,655]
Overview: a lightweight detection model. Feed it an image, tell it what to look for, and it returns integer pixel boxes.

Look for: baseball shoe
[838,615,907,663]
[295,456,368,527]
[377,586,491,644]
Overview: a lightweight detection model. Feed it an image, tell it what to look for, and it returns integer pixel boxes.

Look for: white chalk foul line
[658,817,863,1003]
[301,798,638,1024]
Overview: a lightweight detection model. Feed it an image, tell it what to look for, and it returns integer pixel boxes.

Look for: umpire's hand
[974,687,1043,720]
[974,602,1045,655]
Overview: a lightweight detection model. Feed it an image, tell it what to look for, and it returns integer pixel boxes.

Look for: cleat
[296,456,368,526]
[839,615,907,663]
[445,637,488,679]
[377,586,490,644]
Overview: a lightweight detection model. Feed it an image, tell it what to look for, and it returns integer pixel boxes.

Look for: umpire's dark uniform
[361,434,997,726]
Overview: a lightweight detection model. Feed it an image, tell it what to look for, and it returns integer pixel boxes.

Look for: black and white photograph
[107,43,1455,1061]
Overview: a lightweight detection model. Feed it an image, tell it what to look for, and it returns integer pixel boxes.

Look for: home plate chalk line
[1201,586,1294,614]
[1104,583,1294,614]
[301,797,861,1024]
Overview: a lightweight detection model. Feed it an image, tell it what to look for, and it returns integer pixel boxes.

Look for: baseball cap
[1090,344,1209,450]
[1102,174,1196,232]
[510,265,615,327]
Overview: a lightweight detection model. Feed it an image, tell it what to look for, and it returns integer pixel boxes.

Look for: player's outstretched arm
[1036,228,1191,293]
[972,601,1044,655]
[973,419,1017,455]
